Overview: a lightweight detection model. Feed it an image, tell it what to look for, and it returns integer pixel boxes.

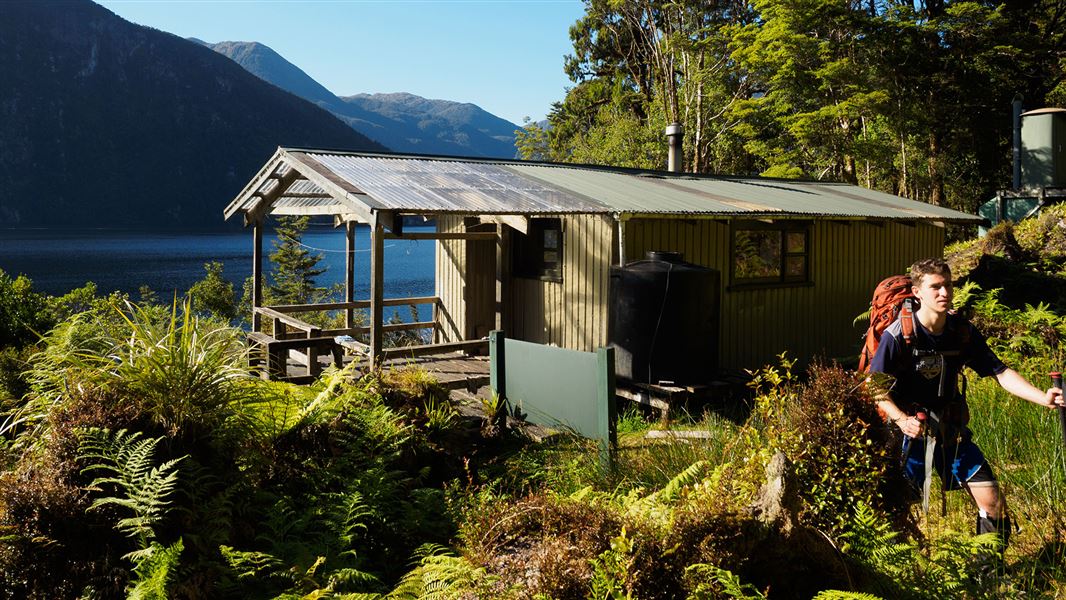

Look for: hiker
[868,258,1064,547]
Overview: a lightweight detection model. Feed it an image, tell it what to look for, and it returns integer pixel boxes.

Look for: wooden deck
[346,352,491,391]
[250,332,491,391]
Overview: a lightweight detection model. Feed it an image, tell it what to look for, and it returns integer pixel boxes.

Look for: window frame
[512,217,563,283]
[729,220,811,289]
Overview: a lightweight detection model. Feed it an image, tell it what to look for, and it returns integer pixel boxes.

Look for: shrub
[0,270,54,349]
[187,261,238,322]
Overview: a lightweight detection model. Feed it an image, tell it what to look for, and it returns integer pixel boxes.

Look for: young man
[870,258,1063,546]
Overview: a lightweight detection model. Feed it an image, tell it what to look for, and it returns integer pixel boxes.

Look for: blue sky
[97,0,586,125]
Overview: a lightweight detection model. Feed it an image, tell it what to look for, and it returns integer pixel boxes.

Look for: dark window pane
[786,231,805,253]
[544,229,559,249]
[786,255,806,277]
[734,230,781,279]
[512,217,562,282]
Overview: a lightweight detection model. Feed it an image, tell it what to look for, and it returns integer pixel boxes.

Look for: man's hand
[896,415,923,438]
[1042,386,1065,409]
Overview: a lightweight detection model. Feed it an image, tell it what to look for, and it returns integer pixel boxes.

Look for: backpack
[858,274,917,372]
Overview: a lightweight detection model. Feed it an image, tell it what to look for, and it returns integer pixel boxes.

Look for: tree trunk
[928,132,944,206]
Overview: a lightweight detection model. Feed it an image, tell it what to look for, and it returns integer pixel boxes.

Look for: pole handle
[1051,372,1066,452]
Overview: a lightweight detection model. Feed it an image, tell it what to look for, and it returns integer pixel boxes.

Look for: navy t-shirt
[869,313,1006,413]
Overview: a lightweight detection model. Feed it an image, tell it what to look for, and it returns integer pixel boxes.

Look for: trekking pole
[914,410,933,514]
[1052,372,1065,450]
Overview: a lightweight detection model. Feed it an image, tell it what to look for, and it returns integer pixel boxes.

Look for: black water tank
[609,251,720,385]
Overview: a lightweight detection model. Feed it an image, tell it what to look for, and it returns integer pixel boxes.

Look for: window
[731,221,809,286]
[513,218,562,282]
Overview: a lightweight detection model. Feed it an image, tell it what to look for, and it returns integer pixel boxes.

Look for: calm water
[0,225,436,319]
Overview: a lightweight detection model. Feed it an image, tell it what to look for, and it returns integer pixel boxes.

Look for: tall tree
[268,216,327,305]
[542,0,1066,225]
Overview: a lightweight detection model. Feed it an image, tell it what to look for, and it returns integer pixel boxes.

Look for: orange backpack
[858,275,917,372]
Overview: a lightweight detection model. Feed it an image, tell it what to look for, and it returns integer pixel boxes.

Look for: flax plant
[111,299,252,435]
[20,298,254,445]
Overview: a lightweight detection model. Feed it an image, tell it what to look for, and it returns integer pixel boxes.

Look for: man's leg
[946,439,1011,548]
[963,465,1011,548]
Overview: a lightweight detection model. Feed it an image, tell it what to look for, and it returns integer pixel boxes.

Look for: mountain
[198,40,520,158]
[0,0,385,229]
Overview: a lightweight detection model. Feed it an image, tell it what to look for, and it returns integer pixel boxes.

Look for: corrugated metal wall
[507,213,615,351]
[436,215,466,343]
[438,214,944,370]
[623,218,945,369]
[436,213,615,352]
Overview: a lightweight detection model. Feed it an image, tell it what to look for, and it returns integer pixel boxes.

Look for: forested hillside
[200,40,521,158]
[520,0,1066,219]
[0,0,384,229]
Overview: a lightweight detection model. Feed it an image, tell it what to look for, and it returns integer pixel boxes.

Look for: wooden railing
[250,296,487,381]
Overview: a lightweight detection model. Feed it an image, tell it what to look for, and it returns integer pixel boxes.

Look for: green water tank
[1021,108,1066,188]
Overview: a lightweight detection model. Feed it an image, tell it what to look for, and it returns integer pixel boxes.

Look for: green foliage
[515,117,551,161]
[832,503,1004,599]
[187,261,238,322]
[268,215,328,306]
[21,298,255,442]
[684,563,768,600]
[127,538,184,600]
[387,544,493,600]
[545,0,1065,222]
[0,269,54,349]
[589,527,636,600]
[78,428,186,552]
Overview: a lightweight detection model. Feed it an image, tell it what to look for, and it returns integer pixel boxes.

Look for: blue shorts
[901,432,996,491]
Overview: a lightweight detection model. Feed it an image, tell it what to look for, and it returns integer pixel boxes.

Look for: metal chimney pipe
[666,122,683,173]
[1012,96,1023,190]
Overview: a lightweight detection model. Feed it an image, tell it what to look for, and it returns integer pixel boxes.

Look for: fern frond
[127,538,184,600]
[219,545,287,581]
[78,427,186,547]
[684,563,767,599]
[386,545,490,600]
[627,460,708,519]
[812,591,885,600]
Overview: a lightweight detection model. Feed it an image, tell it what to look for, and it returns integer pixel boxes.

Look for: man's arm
[868,332,924,437]
[994,368,1064,408]
[875,395,924,438]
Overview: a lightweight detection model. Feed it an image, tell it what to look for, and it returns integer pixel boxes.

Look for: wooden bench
[248,331,343,383]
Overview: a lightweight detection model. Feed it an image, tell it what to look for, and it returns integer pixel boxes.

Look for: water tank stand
[615,381,710,420]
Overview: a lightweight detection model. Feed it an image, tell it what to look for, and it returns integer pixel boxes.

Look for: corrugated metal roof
[507,162,978,221]
[227,149,982,223]
[304,153,608,214]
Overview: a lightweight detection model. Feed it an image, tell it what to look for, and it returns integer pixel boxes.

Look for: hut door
[464,220,496,340]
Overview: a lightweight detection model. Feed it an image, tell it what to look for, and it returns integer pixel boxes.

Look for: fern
[684,563,767,599]
[386,544,491,600]
[219,545,287,581]
[626,460,709,521]
[127,538,184,600]
[812,592,885,600]
[78,428,186,552]
[838,503,1004,599]
[335,490,374,560]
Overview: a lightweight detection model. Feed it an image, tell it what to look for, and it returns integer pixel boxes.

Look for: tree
[268,216,327,306]
[540,0,1066,231]
[187,261,237,322]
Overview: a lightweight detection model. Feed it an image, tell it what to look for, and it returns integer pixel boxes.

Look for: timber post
[345,220,356,330]
[252,218,264,332]
[369,216,385,367]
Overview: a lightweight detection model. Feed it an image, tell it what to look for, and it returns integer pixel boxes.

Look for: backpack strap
[899,297,917,349]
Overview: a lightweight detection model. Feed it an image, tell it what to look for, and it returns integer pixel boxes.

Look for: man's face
[913,272,953,314]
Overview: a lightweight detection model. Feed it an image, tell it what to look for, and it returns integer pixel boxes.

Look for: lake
[0,225,437,319]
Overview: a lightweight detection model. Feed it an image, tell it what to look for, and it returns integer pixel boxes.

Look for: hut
[225,147,982,382]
